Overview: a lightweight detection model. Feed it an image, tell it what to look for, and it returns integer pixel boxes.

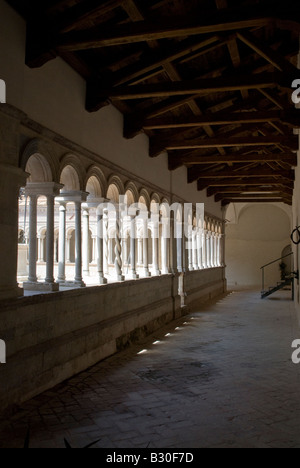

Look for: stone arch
[60,165,81,191]
[139,189,151,210]
[125,182,139,205]
[25,154,53,183]
[107,183,121,204]
[107,175,125,198]
[85,166,107,198]
[20,139,59,182]
[151,193,161,205]
[59,154,85,191]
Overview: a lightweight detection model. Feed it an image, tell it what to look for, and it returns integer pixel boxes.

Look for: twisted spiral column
[115,213,125,282]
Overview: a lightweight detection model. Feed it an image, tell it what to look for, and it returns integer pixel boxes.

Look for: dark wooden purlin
[168,152,297,170]
[207,186,294,197]
[150,135,298,157]
[188,167,295,183]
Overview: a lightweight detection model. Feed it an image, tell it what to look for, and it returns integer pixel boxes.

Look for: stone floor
[1,288,300,448]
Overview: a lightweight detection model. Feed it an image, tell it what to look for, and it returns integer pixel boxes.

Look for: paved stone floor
[1,288,300,448]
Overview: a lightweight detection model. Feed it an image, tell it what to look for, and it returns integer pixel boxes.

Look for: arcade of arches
[18,153,224,291]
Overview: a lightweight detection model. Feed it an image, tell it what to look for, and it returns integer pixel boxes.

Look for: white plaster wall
[0,0,221,217]
[226,204,292,288]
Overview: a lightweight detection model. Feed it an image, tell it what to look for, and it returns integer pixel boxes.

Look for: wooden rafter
[57,7,300,51]
[143,110,300,130]
[197,177,294,191]
[188,167,294,183]
[150,135,298,157]
[168,152,297,170]
[92,73,287,101]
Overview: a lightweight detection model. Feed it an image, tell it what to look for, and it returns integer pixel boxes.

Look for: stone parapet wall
[0,269,225,413]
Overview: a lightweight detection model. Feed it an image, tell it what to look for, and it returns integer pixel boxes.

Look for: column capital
[25,182,63,198]
[57,190,88,204]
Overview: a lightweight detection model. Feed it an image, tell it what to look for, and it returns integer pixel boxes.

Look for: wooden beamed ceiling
[8,0,300,206]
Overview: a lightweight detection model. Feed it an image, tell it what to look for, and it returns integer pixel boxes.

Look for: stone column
[206,231,212,268]
[92,236,97,264]
[153,225,160,276]
[216,233,221,267]
[211,232,215,268]
[82,207,90,276]
[97,212,107,285]
[104,213,109,274]
[170,212,177,275]
[137,237,143,266]
[197,228,203,270]
[192,228,198,270]
[115,210,125,282]
[57,203,66,283]
[176,222,183,274]
[202,230,207,269]
[188,230,193,271]
[143,218,151,277]
[27,194,38,284]
[162,218,170,275]
[130,216,139,279]
[37,236,44,263]
[74,201,85,286]
[45,194,56,285]
[66,234,72,263]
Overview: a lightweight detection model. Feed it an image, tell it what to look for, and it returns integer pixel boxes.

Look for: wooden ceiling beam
[168,152,297,170]
[95,72,281,101]
[57,6,300,51]
[197,177,294,191]
[150,134,298,157]
[188,167,294,183]
[221,198,292,206]
[207,185,293,197]
[104,36,219,88]
[57,0,125,34]
[237,31,298,73]
[215,192,290,202]
[144,110,300,130]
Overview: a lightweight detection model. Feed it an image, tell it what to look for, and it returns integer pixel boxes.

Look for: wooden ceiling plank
[143,110,300,130]
[98,73,280,101]
[150,135,298,157]
[197,177,294,191]
[168,152,297,167]
[221,198,292,205]
[237,31,298,73]
[188,167,294,183]
[57,12,280,50]
[207,186,293,197]
[58,0,125,33]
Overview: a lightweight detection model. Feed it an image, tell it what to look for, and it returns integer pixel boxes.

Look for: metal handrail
[261,252,293,294]
[260,252,293,270]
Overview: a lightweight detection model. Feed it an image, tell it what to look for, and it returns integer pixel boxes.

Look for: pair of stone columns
[24,182,63,292]
[56,191,89,288]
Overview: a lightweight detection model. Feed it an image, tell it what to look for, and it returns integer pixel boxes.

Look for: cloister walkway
[1,289,300,448]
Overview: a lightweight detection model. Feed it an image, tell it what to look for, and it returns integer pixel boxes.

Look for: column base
[99,276,108,285]
[153,270,161,276]
[144,270,151,278]
[131,272,139,280]
[117,275,125,282]
[162,269,170,275]
[83,271,90,277]
[61,281,86,289]
[57,278,66,284]
[23,282,59,292]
